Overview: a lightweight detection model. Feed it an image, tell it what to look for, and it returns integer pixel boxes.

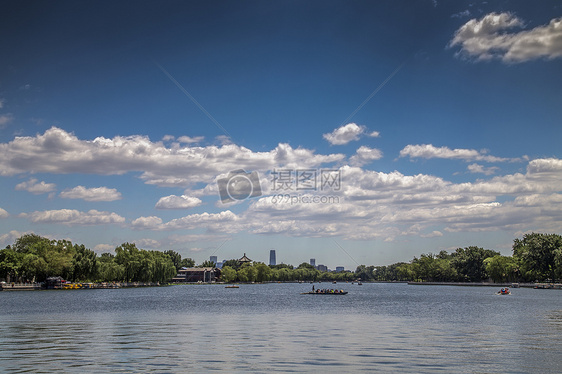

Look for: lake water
[1,283,561,373]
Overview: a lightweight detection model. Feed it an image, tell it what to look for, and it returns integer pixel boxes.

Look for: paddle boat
[497,287,511,295]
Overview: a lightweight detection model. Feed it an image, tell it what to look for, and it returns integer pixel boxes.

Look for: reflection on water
[1,284,561,373]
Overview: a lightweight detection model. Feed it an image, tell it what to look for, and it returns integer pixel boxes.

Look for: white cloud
[399,144,519,163]
[21,209,125,226]
[204,157,562,240]
[350,146,383,166]
[155,195,202,209]
[177,135,204,144]
[131,216,163,230]
[449,12,562,63]
[60,186,122,201]
[131,211,239,232]
[323,123,378,145]
[163,211,238,231]
[15,178,57,194]
[2,128,562,243]
[0,207,9,218]
[467,163,499,175]
[9,155,553,243]
[0,127,344,188]
[527,158,562,174]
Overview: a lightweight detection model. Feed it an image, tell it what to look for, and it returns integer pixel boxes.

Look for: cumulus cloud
[2,128,562,243]
[323,123,379,145]
[0,207,9,218]
[449,12,562,63]
[200,157,562,240]
[21,209,125,226]
[0,127,344,188]
[131,211,238,232]
[131,216,163,230]
[59,186,122,201]
[526,158,562,174]
[15,178,57,194]
[155,195,202,209]
[399,144,520,163]
[350,146,383,166]
[17,155,555,242]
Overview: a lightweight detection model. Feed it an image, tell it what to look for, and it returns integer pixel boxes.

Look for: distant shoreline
[407,281,562,289]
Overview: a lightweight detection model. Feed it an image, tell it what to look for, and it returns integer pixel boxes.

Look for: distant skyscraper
[310,258,316,267]
[210,256,217,264]
[336,266,344,273]
[269,250,276,266]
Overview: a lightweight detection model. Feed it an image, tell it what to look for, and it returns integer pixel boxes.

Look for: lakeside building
[317,264,328,272]
[172,267,220,283]
[336,266,345,273]
[269,250,276,266]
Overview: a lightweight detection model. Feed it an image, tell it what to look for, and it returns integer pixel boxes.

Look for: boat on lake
[225,285,239,288]
[301,289,348,295]
[497,288,511,295]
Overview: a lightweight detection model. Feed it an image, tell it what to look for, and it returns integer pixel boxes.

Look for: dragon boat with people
[301,288,348,295]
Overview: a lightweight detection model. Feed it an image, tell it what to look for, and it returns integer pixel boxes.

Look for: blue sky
[1,0,561,269]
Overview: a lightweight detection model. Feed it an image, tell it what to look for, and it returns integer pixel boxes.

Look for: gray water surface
[1,283,561,373]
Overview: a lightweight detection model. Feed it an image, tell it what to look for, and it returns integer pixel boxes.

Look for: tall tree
[71,244,97,282]
[451,246,499,282]
[164,250,182,271]
[513,233,562,282]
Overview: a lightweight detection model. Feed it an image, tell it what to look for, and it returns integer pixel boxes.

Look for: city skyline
[1,1,562,269]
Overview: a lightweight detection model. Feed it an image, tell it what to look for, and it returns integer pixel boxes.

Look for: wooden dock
[0,282,42,291]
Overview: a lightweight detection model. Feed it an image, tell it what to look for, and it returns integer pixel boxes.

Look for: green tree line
[219,262,359,283]
[354,233,562,283]
[0,234,195,283]
[2,232,561,284]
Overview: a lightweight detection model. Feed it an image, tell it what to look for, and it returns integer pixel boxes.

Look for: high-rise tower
[269,249,276,266]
